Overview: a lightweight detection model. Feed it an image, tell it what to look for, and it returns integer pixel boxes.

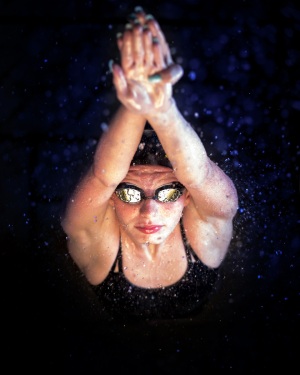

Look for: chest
[120,243,188,288]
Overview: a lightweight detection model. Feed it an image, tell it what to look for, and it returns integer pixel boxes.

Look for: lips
[135,225,163,234]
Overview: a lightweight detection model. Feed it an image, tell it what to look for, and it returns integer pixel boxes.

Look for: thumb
[110,62,128,96]
[148,64,184,85]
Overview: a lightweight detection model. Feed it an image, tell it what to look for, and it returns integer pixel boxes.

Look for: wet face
[110,166,190,245]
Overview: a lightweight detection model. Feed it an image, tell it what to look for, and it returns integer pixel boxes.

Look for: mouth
[135,225,163,234]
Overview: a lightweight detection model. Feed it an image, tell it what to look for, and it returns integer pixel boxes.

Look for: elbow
[214,194,238,220]
[60,209,76,237]
[227,197,239,220]
[92,164,125,189]
[201,253,225,269]
[200,242,230,269]
[61,216,72,237]
[225,182,239,219]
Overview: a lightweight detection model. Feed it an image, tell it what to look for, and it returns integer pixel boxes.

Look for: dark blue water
[1,0,299,372]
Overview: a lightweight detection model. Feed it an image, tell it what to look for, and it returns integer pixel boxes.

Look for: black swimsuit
[92,222,220,319]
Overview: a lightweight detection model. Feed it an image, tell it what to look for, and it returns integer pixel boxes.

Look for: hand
[117,10,183,85]
[111,10,183,115]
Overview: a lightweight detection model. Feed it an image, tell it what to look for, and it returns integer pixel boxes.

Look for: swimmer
[61,7,238,318]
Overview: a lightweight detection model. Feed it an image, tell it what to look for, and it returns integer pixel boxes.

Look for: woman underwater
[61,7,238,319]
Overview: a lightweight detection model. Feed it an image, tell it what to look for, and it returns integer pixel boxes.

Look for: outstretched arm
[61,8,184,283]
[63,10,181,233]
[112,10,238,267]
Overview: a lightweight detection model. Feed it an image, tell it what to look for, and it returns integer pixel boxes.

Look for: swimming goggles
[115,182,185,204]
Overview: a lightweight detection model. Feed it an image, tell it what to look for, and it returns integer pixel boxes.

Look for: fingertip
[134,6,144,14]
[142,24,150,35]
[109,61,122,78]
[145,15,159,31]
[125,23,133,30]
[108,59,114,73]
[171,64,184,83]
[145,14,154,21]
[148,65,184,85]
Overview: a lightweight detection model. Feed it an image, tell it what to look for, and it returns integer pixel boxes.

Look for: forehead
[124,165,176,185]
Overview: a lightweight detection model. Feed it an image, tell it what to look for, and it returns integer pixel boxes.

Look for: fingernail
[148,73,162,83]
[108,59,114,73]
[145,14,154,20]
[116,32,122,39]
[125,23,133,30]
[152,36,159,44]
[134,6,144,13]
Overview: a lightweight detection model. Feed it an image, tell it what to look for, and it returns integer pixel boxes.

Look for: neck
[120,225,181,262]
[139,242,162,261]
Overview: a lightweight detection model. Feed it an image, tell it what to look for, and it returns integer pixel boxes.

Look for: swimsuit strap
[111,245,122,273]
[179,219,197,263]
[118,241,124,273]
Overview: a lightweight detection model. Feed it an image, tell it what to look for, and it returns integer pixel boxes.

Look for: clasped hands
[110,8,183,116]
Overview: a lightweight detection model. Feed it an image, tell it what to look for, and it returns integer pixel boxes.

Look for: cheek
[161,201,184,219]
[114,201,139,223]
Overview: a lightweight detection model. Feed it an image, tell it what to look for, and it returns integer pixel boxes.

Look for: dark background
[1,0,299,372]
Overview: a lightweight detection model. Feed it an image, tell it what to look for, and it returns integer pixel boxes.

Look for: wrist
[119,104,146,121]
[145,98,177,123]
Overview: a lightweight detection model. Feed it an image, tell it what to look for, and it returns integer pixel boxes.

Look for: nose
[139,198,159,216]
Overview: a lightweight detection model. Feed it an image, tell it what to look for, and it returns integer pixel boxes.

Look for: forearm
[146,99,208,186]
[146,100,238,218]
[62,106,146,235]
[93,105,146,186]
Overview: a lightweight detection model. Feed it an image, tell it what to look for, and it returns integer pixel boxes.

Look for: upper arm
[183,203,234,268]
[182,162,238,268]
[61,168,120,285]
[65,205,120,285]
[184,159,238,219]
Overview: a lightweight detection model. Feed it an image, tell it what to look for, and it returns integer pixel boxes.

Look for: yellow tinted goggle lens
[118,187,141,203]
[157,188,181,202]
[115,183,184,204]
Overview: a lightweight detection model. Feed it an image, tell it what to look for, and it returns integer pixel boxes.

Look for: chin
[140,234,166,245]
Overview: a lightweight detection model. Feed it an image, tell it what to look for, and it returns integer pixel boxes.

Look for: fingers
[116,7,173,68]
[116,6,147,51]
[118,27,168,74]
[131,6,147,24]
[143,26,154,70]
[145,16,173,65]
[152,38,165,70]
[113,7,180,84]
[120,24,135,74]
[118,22,155,75]
[116,32,123,51]
[132,22,144,70]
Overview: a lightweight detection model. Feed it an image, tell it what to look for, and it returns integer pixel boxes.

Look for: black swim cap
[130,128,172,169]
